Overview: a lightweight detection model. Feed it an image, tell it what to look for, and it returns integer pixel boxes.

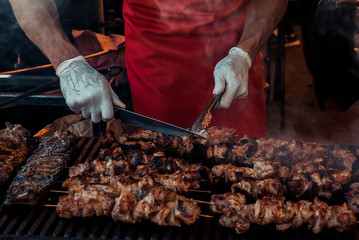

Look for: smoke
[0,0,29,71]
[318,0,342,9]
[0,0,99,72]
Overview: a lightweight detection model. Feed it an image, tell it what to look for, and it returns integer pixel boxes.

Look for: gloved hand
[213,47,252,108]
[56,56,126,123]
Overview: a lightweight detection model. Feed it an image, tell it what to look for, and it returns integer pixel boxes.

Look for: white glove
[56,56,125,123]
[213,47,252,108]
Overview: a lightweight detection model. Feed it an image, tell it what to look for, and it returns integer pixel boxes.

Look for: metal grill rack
[0,137,358,239]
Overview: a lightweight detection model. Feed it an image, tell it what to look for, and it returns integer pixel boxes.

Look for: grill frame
[0,138,359,240]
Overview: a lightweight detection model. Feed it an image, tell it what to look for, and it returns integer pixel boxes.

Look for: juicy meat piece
[111,192,137,223]
[206,126,238,145]
[210,193,246,216]
[248,200,266,225]
[219,211,250,235]
[138,175,155,189]
[232,178,283,200]
[151,207,171,226]
[257,178,283,198]
[231,181,253,196]
[152,172,192,193]
[310,172,333,198]
[293,162,315,175]
[331,146,356,170]
[211,164,260,183]
[132,188,167,220]
[57,195,73,219]
[285,173,314,199]
[69,162,91,177]
[58,190,114,218]
[260,198,284,225]
[308,198,330,234]
[298,200,314,224]
[252,158,281,179]
[331,169,351,185]
[165,201,181,227]
[174,195,201,225]
[212,144,230,162]
[327,204,357,232]
[68,184,121,198]
[229,144,250,162]
[344,189,359,213]
[278,165,292,179]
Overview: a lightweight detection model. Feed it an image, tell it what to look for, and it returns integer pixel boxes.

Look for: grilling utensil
[190,91,224,133]
[114,92,223,138]
[114,106,205,138]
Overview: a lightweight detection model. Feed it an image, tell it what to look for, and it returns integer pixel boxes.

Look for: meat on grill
[4,130,75,205]
[57,185,201,227]
[0,122,31,187]
[210,193,357,235]
[212,160,352,200]
[50,126,359,235]
[231,178,283,200]
[65,151,212,194]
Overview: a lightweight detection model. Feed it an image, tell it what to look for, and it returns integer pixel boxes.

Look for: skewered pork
[213,160,352,200]
[231,178,283,199]
[56,185,200,227]
[210,193,357,235]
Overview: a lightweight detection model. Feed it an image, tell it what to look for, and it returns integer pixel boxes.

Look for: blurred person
[9,0,287,138]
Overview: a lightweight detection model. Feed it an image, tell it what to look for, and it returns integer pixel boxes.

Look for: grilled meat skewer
[210,193,357,235]
[56,185,201,227]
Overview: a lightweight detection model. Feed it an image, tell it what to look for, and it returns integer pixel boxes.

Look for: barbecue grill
[0,137,358,240]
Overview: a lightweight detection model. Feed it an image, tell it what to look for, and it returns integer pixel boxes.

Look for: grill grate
[0,137,359,239]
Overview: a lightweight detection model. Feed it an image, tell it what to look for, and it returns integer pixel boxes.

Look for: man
[9,0,287,138]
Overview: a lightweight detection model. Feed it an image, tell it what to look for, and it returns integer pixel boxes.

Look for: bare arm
[9,0,80,69]
[9,0,125,122]
[213,0,288,108]
[237,0,288,62]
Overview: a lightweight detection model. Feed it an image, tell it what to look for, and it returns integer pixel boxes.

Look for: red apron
[123,0,266,138]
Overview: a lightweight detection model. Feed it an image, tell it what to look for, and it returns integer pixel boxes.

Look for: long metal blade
[114,107,205,138]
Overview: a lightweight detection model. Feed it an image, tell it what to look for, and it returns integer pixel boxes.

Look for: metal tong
[191,91,224,133]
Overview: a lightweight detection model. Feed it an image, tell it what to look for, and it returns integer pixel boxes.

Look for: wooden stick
[0,50,111,75]
[44,204,216,219]
[44,204,57,208]
[50,189,214,206]
[193,200,214,205]
[189,190,211,193]
[50,190,69,194]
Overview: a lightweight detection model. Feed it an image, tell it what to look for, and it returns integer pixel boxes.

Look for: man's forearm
[237,0,288,62]
[9,0,80,69]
